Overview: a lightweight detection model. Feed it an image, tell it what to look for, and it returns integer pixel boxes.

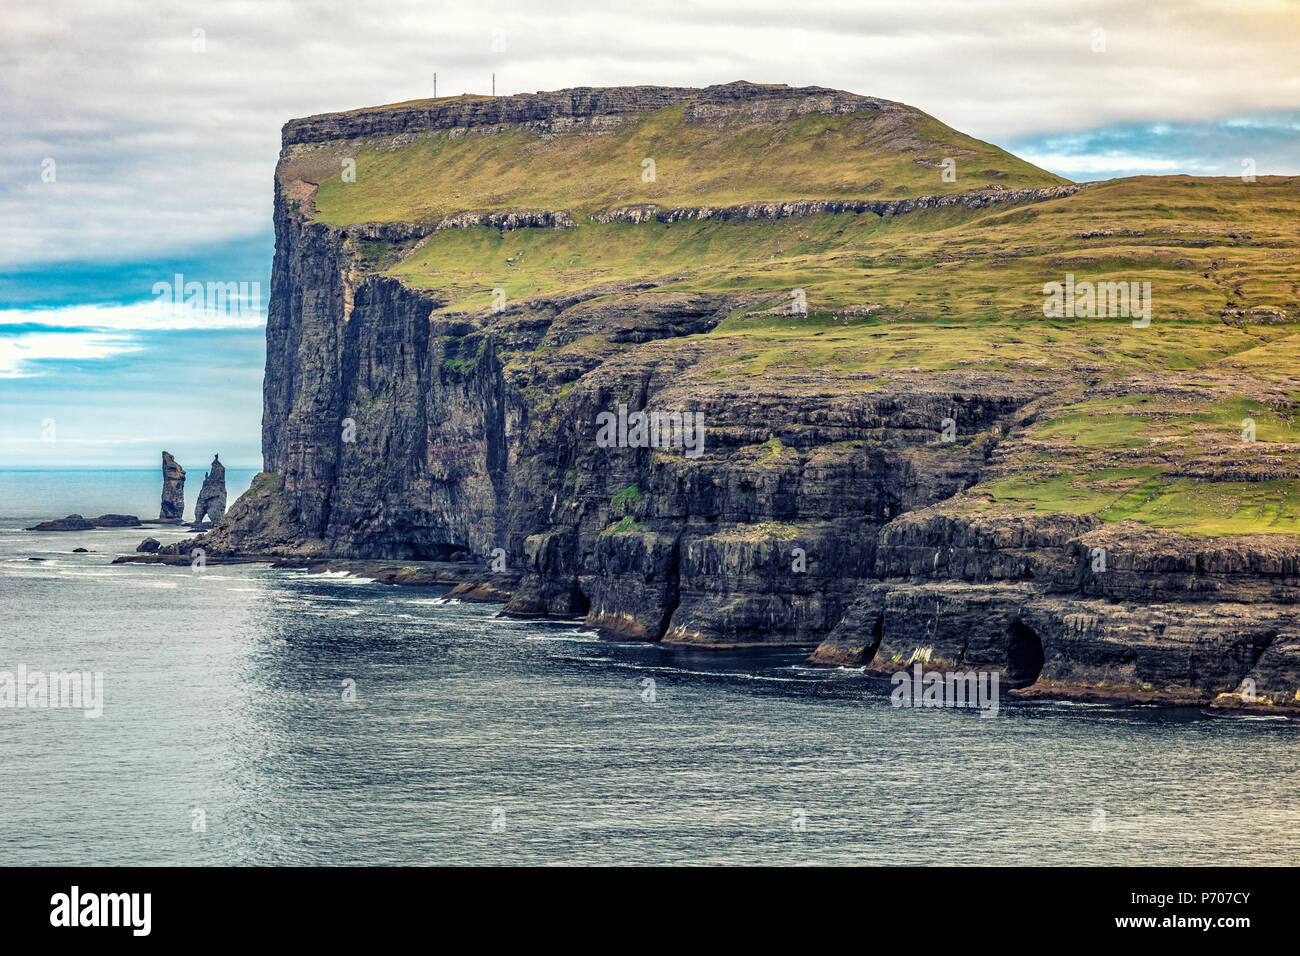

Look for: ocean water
[1,472,1298,866]
[0,468,259,524]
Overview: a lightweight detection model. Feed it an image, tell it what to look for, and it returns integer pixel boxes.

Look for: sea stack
[160,451,185,520]
[194,455,227,524]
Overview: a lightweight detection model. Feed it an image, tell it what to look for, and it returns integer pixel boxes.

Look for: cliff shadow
[1006,620,1045,688]
[401,542,470,561]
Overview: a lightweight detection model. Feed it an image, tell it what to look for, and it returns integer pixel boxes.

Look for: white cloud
[1,301,266,333]
[3,0,1299,270]
[1013,153,1184,174]
[0,331,141,377]
[0,301,264,377]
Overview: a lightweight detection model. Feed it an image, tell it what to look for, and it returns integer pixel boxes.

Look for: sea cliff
[172,82,1300,711]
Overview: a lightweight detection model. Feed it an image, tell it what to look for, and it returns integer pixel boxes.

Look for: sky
[3,0,1298,467]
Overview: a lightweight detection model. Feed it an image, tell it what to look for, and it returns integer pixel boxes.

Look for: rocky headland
[137,82,1300,713]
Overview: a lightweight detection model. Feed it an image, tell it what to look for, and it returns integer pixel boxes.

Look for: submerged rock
[194,455,227,524]
[160,451,186,521]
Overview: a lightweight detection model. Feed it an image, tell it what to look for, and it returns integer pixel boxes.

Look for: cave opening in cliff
[1006,621,1045,687]
[402,542,469,561]
[863,615,885,661]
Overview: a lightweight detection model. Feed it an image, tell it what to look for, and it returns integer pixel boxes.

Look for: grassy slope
[310,103,1065,224]
[308,98,1300,536]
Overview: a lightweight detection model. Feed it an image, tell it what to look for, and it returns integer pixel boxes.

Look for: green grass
[986,471,1300,536]
[307,103,1064,226]
[1193,397,1300,443]
[987,473,1130,514]
[1107,479,1300,535]
[378,178,1299,353]
[603,516,642,535]
[610,484,644,516]
[1035,413,1152,448]
[749,521,801,540]
[982,373,1300,534]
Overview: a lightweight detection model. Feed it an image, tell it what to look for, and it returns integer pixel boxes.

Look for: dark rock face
[589,185,1086,225]
[136,537,160,553]
[282,81,894,147]
[160,452,186,520]
[807,507,1300,708]
[194,456,227,524]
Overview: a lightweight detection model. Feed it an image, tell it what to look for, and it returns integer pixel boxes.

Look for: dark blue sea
[1,470,1297,865]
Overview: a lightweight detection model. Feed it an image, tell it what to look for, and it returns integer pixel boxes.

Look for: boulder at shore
[136,538,160,553]
[194,455,227,524]
[160,451,186,520]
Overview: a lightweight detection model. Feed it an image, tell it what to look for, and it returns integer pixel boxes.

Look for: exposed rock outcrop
[160,452,186,520]
[589,185,1086,226]
[807,506,1300,707]
[25,514,141,531]
[282,82,897,147]
[89,514,142,528]
[26,515,94,532]
[193,455,227,524]
[436,209,577,232]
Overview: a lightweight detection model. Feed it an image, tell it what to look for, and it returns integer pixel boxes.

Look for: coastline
[111,542,1300,716]
[113,550,522,602]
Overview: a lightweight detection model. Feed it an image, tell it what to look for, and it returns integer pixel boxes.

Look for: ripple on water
[0,527,1298,865]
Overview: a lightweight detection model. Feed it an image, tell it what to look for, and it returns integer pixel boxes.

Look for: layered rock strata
[171,83,1300,711]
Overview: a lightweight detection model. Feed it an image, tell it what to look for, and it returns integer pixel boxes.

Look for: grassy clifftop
[301,92,1065,225]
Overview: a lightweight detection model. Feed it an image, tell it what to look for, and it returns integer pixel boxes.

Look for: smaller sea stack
[194,455,227,524]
